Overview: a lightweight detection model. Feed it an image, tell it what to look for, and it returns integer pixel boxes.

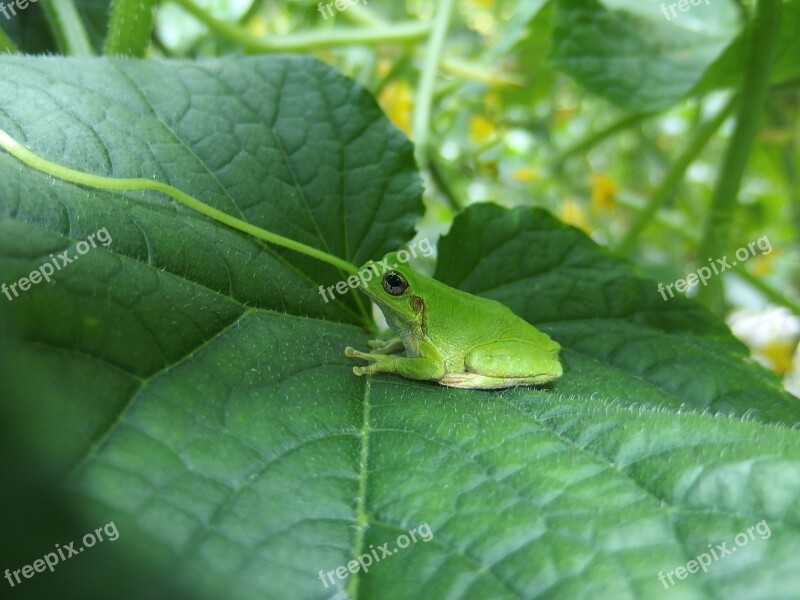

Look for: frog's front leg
[366,337,405,355]
[345,339,445,381]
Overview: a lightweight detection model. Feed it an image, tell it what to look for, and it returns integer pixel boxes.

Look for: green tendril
[0,128,359,277]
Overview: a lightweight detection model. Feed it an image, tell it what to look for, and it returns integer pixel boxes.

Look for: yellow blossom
[590,172,617,213]
[749,249,779,276]
[511,167,537,183]
[469,114,496,144]
[246,17,268,37]
[379,81,413,136]
[760,339,800,377]
[561,199,592,233]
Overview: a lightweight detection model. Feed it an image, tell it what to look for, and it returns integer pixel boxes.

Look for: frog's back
[423,277,544,351]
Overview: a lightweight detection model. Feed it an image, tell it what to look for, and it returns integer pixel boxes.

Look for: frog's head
[356,252,424,325]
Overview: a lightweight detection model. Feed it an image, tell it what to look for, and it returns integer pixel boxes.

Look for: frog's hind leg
[462,340,562,386]
[465,341,555,376]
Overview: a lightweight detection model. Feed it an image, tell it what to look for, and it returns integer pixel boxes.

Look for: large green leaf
[549,0,800,112]
[1,55,799,600]
[696,0,800,94]
[549,0,742,112]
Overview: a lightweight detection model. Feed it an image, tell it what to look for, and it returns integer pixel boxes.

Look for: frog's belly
[439,371,549,390]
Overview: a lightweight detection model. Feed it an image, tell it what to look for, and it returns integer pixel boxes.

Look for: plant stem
[696,0,782,311]
[440,56,524,88]
[736,269,800,316]
[783,116,800,257]
[552,111,651,171]
[0,26,18,53]
[347,4,519,87]
[373,53,412,96]
[41,0,94,57]
[105,0,157,57]
[0,128,359,276]
[170,0,431,53]
[428,155,463,212]
[615,95,737,255]
[412,0,456,168]
[344,4,382,26]
[614,192,698,243]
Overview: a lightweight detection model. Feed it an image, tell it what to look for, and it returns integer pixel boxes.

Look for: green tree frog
[345,252,563,389]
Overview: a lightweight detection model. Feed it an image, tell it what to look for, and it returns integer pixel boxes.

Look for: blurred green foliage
[1,2,799,599]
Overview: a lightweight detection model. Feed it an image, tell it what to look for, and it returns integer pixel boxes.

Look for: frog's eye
[382,271,409,296]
